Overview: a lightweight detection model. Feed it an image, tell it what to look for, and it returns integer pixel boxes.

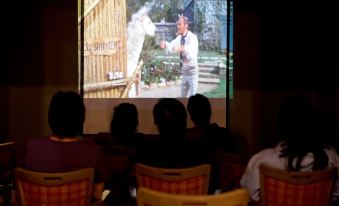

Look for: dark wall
[234,0,339,153]
[0,0,338,154]
[0,0,77,162]
[1,2,42,86]
[0,1,42,142]
[259,1,337,90]
[1,0,76,86]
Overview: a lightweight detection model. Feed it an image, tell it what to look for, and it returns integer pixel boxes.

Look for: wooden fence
[79,0,127,98]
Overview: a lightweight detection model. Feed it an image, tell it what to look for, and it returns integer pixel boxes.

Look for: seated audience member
[137,98,210,168]
[240,96,339,204]
[110,103,146,146]
[185,93,238,153]
[23,91,107,202]
[98,103,147,205]
[95,103,146,147]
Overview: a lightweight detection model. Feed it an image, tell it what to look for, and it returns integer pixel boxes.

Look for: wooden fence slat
[83,0,127,98]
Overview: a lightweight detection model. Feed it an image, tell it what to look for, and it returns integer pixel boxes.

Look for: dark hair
[187,94,211,126]
[48,91,85,137]
[278,96,328,171]
[110,103,139,136]
[153,98,187,138]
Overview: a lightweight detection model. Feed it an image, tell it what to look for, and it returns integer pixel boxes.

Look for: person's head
[278,96,316,143]
[278,96,327,171]
[187,94,211,126]
[48,91,85,137]
[176,15,189,35]
[153,98,187,138]
[110,103,139,136]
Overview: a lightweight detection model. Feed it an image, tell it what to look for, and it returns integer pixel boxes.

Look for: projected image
[79,0,233,98]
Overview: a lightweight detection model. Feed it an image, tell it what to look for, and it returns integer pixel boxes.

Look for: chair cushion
[263,176,333,206]
[21,179,90,205]
[140,175,205,195]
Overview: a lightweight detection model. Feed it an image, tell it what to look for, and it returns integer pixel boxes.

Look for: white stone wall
[154,22,177,45]
[194,0,228,50]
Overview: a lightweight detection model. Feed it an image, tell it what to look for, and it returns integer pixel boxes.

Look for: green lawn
[202,79,233,99]
[143,49,234,99]
[151,49,227,58]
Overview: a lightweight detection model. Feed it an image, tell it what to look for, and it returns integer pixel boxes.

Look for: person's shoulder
[257,142,286,157]
[323,145,339,161]
[323,145,338,154]
[210,123,227,132]
[185,126,206,140]
[77,139,102,152]
[256,148,277,157]
[135,132,146,138]
[27,137,52,146]
[248,147,278,165]
[188,30,198,37]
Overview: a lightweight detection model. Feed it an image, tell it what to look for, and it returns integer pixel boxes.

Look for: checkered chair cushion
[263,176,333,206]
[15,167,94,206]
[260,164,337,206]
[135,164,211,195]
[140,175,205,194]
[21,179,89,206]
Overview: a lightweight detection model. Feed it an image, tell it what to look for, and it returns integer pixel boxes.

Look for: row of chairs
[1,142,337,205]
[12,163,336,206]
[12,164,248,206]
[99,144,250,194]
[0,142,16,205]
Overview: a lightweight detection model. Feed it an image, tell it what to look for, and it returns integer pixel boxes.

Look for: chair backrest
[0,142,16,204]
[136,187,249,206]
[259,164,337,206]
[135,163,211,195]
[0,142,16,173]
[15,167,94,206]
[214,150,249,191]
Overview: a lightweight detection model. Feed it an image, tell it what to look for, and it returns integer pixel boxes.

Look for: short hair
[110,103,139,135]
[153,98,187,137]
[48,91,85,137]
[187,94,211,126]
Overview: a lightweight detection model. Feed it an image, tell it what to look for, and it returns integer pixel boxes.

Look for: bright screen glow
[78,0,233,99]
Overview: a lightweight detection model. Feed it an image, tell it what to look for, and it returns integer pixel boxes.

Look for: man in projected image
[160,14,199,98]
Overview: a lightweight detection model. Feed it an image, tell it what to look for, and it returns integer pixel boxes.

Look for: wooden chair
[135,163,211,195]
[259,164,337,206]
[0,142,16,205]
[15,167,94,206]
[214,150,249,191]
[136,187,249,206]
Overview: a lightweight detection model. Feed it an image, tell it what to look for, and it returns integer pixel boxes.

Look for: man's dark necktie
[180,33,186,60]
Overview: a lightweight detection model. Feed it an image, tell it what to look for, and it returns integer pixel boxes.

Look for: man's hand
[160,40,166,49]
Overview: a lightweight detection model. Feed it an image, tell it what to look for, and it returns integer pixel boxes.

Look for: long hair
[278,96,328,171]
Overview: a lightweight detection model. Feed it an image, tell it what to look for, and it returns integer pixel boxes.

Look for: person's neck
[50,135,82,143]
[181,30,188,37]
